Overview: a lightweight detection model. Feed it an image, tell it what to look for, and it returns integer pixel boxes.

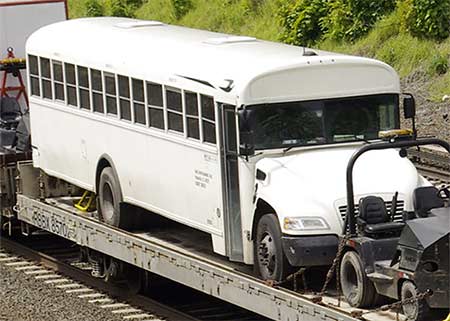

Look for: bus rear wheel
[254,214,291,282]
[98,167,131,229]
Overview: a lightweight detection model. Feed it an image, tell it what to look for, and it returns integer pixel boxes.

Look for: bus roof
[26,17,400,105]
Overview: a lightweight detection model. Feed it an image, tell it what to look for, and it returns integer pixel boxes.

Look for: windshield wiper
[283,143,306,154]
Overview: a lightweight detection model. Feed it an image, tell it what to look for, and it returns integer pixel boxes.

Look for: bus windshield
[246,94,399,150]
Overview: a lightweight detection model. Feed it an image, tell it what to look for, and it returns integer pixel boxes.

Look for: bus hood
[255,145,426,235]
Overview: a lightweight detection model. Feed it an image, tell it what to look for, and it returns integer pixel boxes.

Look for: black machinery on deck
[339,134,450,321]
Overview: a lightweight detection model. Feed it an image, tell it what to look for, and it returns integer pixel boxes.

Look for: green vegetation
[68,0,450,101]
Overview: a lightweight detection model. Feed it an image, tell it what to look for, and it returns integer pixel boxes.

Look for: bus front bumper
[281,234,339,267]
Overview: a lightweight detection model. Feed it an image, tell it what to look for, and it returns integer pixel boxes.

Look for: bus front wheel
[254,214,291,282]
[98,167,131,229]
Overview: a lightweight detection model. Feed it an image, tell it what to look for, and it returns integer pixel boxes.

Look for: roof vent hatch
[204,36,257,45]
[115,21,164,29]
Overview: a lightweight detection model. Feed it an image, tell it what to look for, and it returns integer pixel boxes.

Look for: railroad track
[0,234,198,321]
[409,147,450,186]
[0,233,267,321]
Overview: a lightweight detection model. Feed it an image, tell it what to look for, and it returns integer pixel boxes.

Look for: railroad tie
[56,283,82,289]
[100,303,130,309]
[122,314,154,320]
[25,269,53,275]
[0,257,18,262]
[5,261,31,267]
[88,298,114,304]
[45,278,70,284]
[66,288,94,294]
[111,308,142,314]
[16,265,41,271]
[35,274,61,279]
[78,293,105,299]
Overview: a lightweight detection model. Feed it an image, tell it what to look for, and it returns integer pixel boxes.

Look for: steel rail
[0,235,200,321]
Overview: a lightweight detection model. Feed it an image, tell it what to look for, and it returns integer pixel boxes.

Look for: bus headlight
[283,217,330,231]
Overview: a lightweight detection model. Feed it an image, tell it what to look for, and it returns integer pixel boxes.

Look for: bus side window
[132,78,145,125]
[201,95,216,144]
[40,57,52,100]
[53,60,64,102]
[166,87,183,134]
[65,63,77,107]
[185,91,199,140]
[118,75,131,121]
[28,55,40,97]
[104,72,117,116]
[146,82,164,130]
[78,66,90,110]
[91,69,104,113]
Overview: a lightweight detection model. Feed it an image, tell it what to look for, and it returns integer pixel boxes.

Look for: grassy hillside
[68,0,449,139]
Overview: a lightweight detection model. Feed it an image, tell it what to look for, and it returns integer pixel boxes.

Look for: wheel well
[251,199,276,240]
[95,158,111,193]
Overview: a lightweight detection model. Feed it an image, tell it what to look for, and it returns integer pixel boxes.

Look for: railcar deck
[14,192,415,321]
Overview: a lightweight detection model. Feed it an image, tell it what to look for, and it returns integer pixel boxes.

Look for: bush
[399,0,450,40]
[428,53,449,76]
[278,0,328,46]
[278,0,395,46]
[321,0,395,42]
[84,0,104,17]
[172,0,193,19]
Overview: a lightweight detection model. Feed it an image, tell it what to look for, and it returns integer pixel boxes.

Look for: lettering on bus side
[194,169,213,189]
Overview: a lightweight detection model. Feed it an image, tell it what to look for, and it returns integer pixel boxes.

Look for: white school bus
[26,18,428,281]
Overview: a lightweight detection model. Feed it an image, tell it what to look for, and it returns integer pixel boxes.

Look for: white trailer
[26,18,429,283]
[0,0,66,106]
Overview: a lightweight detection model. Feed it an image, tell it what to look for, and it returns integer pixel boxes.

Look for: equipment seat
[413,186,444,217]
[357,196,404,237]
[0,97,22,129]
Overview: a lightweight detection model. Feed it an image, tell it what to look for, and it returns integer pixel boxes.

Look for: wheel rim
[101,182,115,221]
[342,260,359,303]
[258,231,277,278]
[402,286,418,319]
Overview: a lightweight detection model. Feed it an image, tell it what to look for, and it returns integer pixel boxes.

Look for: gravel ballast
[0,258,136,321]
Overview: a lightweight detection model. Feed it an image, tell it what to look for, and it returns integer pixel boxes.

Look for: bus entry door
[219,104,244,262]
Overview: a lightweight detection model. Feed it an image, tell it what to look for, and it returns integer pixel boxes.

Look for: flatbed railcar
[2,160,412,321]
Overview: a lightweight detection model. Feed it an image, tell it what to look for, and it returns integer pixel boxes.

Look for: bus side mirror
[238,109,255,157]
[403,95,416,119]
[240,131,255,156]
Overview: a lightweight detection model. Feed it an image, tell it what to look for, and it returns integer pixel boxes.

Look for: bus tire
[340,251,377,308]
[98,167,131,229]
[254,214,291,282]
[401,280,430,321]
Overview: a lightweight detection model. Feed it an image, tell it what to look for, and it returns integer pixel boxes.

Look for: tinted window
[28,55,39,76]
[118,75,130,97]
[185,91,198,116]
[53,61,63,82]
[201,95,216,144]
[201,95,215,121]
[77,66,89,88]
[29,55,40,96]
[149,108,164,129]
[147,82,163,107]
[40,58,51,79]
[65,63,76,85]
[132,79,145,125]
[166,89,182,113]
[91,69,102,92]
[104,73,117,115]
